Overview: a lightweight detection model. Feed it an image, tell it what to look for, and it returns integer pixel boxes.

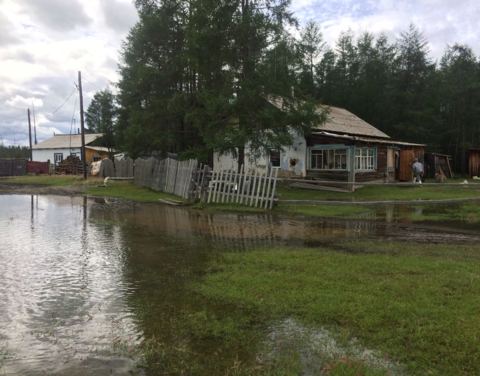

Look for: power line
[69,95,78,152]
[51,86,77,115]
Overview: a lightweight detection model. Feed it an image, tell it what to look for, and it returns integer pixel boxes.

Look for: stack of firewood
[56,156,84,175]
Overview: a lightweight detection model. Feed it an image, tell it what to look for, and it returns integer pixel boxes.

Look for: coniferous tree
[86,89,116,151]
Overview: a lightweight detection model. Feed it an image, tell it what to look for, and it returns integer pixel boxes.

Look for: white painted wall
[213,130,307,177]
[32,148,81,163]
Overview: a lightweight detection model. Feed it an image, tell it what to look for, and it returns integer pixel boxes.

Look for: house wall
[213,131,307,177]
[32,148,81,163]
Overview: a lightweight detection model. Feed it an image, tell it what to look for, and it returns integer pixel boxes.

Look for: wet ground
[0,195,478,375]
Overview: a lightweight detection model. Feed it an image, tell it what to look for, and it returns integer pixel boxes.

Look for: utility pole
[78,71,87,179]
[27,108,33,161]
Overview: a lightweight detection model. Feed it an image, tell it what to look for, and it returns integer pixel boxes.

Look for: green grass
[0,175,84,186]
[277,182,480,202]
[87,180,183,203]
[196,243,480,375]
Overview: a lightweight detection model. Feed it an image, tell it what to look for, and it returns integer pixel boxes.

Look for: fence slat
[269,168,278,209]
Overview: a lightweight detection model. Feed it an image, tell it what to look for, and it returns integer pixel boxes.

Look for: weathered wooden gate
[206,166,278,209]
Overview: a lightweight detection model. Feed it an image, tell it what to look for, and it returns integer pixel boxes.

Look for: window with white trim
[355,147,376,171]
[310,148,347,170]
[54,153,63,165]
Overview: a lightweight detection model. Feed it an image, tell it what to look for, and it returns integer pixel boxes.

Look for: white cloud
[0,0,137,146]
[292,0,480,61]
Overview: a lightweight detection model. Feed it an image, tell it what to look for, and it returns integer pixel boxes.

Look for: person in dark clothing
[412,158,424,184]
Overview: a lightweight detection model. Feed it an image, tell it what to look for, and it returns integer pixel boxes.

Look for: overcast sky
[1,0,479,146]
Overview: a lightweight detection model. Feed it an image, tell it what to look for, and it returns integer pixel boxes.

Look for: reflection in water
[0,195,479,375]
[0,195,141,375]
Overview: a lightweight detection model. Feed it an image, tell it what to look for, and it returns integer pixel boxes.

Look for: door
[398,149,415,181]
[386,148,396,182]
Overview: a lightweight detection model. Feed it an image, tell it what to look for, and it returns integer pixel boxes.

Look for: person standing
[412,158,424,184]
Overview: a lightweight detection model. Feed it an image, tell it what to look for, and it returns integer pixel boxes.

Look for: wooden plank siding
[469,150,480,177]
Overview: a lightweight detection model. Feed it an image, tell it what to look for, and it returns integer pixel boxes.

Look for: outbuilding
[468,149,480,177]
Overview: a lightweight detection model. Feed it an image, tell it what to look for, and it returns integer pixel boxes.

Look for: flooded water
[0,195,478,375]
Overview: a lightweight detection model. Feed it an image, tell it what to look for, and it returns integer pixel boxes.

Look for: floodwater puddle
[0,194,478,374]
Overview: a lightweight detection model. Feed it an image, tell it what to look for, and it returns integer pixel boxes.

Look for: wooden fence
[206,166,279,209]
[114,158,134,178]
[134,157,198,199]
[0,159,27,176]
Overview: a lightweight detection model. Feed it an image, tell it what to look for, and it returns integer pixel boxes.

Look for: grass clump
[196,243,480,375]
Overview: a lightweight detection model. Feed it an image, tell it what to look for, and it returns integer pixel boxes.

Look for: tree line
[0,145,30,159]
[87,0,480,172]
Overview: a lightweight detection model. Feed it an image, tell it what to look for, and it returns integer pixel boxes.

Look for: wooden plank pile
[56,156,84,175]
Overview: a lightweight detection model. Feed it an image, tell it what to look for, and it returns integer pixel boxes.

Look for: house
[32,133,110,165]
[214,105,425,182]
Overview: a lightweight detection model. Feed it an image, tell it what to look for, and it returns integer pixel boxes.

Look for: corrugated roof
[32,133,104,149]
[315,106,390,139]
[312,131,425,147]
[86,146,114,152]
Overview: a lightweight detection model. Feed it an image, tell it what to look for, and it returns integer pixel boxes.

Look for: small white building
[32,133,106,165]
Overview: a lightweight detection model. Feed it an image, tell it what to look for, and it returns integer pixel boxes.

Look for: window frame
[354,147,377,172]
[54,153,63,165]
[309,145,349,171]
[269,149,281,168]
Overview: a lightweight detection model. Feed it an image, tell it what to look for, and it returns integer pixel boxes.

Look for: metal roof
[312,131,425,147]
[32,133,104,150]
[315,106,390,139]
[86,146,113,152]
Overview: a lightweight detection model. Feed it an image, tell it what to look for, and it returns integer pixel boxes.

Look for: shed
[425,153,453,179]
[468,149,480,177]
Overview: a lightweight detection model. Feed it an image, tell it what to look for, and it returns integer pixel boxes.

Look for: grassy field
[0,175,86,186]
[87,180,183,203]
[194,241,480,375]
[277,182,480,202]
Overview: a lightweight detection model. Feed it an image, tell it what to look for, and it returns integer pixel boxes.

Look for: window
[54,153,63,165]
[355,147,376,171]
[310,148,347,170]
[70,152,77,157]
[269,150,281,167]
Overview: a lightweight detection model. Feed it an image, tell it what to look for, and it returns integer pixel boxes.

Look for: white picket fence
[206,166,279,209]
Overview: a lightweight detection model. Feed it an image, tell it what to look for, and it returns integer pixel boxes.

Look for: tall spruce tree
[86,89,116,151]
[392,24,436,142]
[439,44,480,171]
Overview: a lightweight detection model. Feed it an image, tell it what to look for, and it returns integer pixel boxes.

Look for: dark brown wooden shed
[468,149,480,177]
